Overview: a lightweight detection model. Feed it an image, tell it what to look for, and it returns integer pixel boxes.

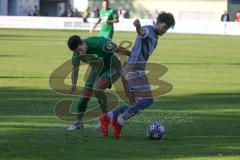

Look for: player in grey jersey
[108,11,175,139]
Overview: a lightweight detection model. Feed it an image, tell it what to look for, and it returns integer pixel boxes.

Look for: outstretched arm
[133,19,146,37]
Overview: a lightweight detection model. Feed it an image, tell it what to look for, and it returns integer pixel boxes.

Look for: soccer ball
[147,122,165,140]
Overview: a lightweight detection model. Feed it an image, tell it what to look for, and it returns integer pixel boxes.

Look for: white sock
[107,112,113,120]
[117,114,125,126]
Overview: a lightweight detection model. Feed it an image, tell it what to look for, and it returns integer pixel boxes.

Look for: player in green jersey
[66,35,129,137]
[91,0,118,39]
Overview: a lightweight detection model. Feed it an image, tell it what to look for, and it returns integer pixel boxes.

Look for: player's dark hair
[102,0,109,5]
[67,35,83,51]
[157,11,175,28]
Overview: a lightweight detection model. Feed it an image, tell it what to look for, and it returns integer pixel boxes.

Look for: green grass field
[0,28,240,160]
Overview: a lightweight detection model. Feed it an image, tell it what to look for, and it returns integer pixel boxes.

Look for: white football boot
[67,121,83,131]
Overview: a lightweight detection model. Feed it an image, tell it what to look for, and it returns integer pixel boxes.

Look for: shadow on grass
[0,55,24,57]
[0,76,49,79]
[152,92,240,110]
[163,62,240,66]
[0,33,68,39]
[1,87,240,117]
[0,87,240,160]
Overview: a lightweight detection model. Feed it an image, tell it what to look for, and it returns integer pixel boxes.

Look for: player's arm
[106,19,118,24]
[106,10,119,24]
[133,19,148,37]
[115,46,131,56]
[104,41,130,56]
[91,18,101,31]
[70,63,79,95]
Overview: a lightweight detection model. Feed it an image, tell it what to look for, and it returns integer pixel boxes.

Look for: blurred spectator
[73,8,81,17]
[124,10,130,18]
[153,9,159,20]
[33,5,40,16]
[221,11,229,22]
[93,6,100,18]
[153,9,159,24]
[149,9,159,24]
[28,5,39,16]
[82,7,90,23]
[118,7,126,19]
[235,11,240,22]
[90,10,95,18]
[67,3,74,17]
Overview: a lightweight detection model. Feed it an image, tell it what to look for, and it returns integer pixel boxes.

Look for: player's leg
[120,72,154,119]
[94,57,121,136]
[67,88,93,131]
[107,77,134,122]
[76,88,93,120]
[111,64,154,138]
[93,77,110,112]
[93,76,111,136]
[67,67,98,131]
[108,63,136,121]
[109,63,134,138]
[117,97,154,125]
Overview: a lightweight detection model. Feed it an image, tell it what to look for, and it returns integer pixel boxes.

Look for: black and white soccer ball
[147,122,165,140]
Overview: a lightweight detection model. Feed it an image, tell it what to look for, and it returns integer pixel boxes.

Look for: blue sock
[112,105,129,119]
[121,98,153,121]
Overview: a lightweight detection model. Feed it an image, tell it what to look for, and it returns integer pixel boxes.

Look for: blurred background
[1,1,240,160]
[0,0,240,21]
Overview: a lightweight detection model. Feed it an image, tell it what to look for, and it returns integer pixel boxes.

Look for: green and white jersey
[71,36,121,89]
[99,8,118,39]
[72,36,117,70]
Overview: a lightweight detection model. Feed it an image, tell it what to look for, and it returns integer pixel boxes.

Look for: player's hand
[104,20,109,25]
[69,85,77,95]
[89,27,94,33]
[89,26,95,33]
[133,19,141,28]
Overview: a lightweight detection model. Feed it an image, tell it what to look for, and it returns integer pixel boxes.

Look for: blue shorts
[121,63,152,97]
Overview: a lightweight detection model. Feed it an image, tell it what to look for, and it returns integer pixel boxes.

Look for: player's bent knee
[93,88,103,97]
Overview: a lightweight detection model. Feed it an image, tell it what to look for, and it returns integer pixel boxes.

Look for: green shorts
[84,55,121,89]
